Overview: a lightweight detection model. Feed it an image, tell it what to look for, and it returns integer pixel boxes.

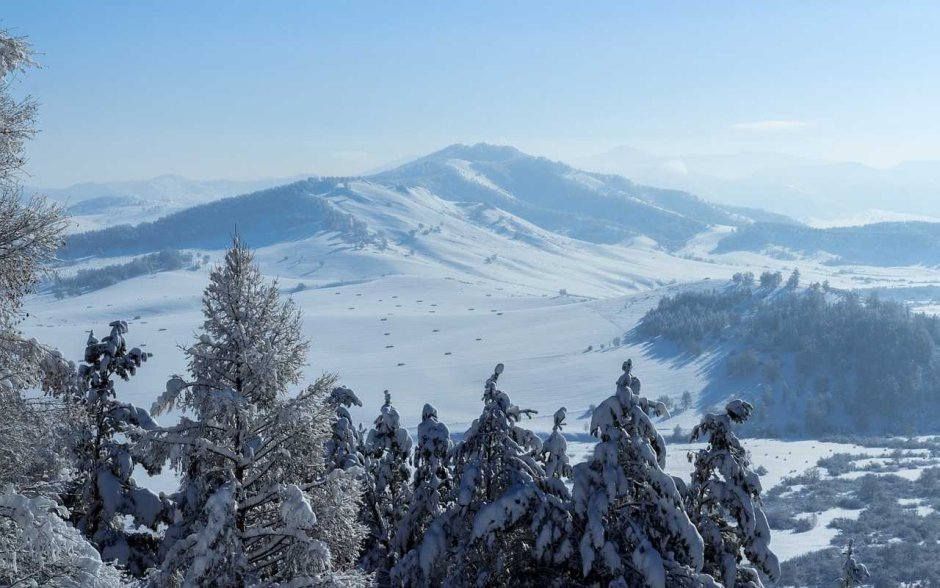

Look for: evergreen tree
[396,364,575,587]
[390,403,453,586]
[360,390,414,577]
[571,361,713,588]
[540,407,572,484]
[837,540,870,588]
[141,237,369,587]
[326,385,366,471]
[58,321,170,575]
[687,400,780,587]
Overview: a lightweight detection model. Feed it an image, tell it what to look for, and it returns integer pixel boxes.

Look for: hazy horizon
[5,1,940,187]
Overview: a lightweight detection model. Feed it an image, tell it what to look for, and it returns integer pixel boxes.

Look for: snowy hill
[371,143,795,247]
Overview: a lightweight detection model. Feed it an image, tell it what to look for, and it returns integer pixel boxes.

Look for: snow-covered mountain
[59,143,795,259]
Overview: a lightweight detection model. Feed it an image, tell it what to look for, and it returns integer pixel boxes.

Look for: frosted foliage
[838,541,870,588]
[389,404,451,585]
[54,321,168,575]
[541,406,572,482]
[688,400,780,587]
[140,237,366,586]
[394,364,574,587]
[326,385,365,470]
[0,488,126,588]
[360,391,414,575]
[572,361,710,588]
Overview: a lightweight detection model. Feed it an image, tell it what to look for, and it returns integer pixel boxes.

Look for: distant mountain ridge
[370,143,795,247]
[59,143,797,259]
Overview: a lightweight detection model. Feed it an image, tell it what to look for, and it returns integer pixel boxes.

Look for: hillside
[372,143,794,248]
[633,278,940,435]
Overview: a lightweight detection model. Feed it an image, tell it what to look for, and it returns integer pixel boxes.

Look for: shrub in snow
[394,364,575,587]
[55,321,170,575]
[0,487,127,587]
[571,361,715,588]
[359,391,414,576]
[687,399,780,587]
[838,540,870,588]
[139,237,369,587]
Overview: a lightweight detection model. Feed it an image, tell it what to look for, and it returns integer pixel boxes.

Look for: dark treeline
[637,275,940,435]
[51,250,196,297]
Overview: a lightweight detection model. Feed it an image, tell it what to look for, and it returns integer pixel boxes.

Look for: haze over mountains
[53,143,940,271]
[575,145,940,223]
[30,173,313,232]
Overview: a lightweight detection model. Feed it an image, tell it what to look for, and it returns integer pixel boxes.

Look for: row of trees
[51,249,196,297]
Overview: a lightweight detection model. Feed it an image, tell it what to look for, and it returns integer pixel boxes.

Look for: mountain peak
[426,143,526,163]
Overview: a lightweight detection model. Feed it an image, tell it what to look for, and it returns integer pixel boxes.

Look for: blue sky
[4,1,940,186]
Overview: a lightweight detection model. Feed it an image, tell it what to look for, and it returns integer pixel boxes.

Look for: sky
[4,1,940,186]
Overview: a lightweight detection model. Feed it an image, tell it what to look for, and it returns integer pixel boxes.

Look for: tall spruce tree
[141,237,369,587]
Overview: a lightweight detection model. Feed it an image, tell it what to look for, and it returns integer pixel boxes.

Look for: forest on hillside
[637,272,940,435]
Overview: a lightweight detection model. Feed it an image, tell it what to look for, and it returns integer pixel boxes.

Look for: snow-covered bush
[687,399,780,587]
[0,487,127,587]
[838,540,870,588]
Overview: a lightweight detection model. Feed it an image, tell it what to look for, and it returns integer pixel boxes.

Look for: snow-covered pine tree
[571,361,714,588]
[687,399,780,587]
[56,320,170,575]
[360,391,414,576]
[141,236,369,587]
[0,487,127,587]
[326,385,366,471]
[837,540,870,588]
[389,403,453,586]
[541,407,572,484]
[398,363,575,587]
